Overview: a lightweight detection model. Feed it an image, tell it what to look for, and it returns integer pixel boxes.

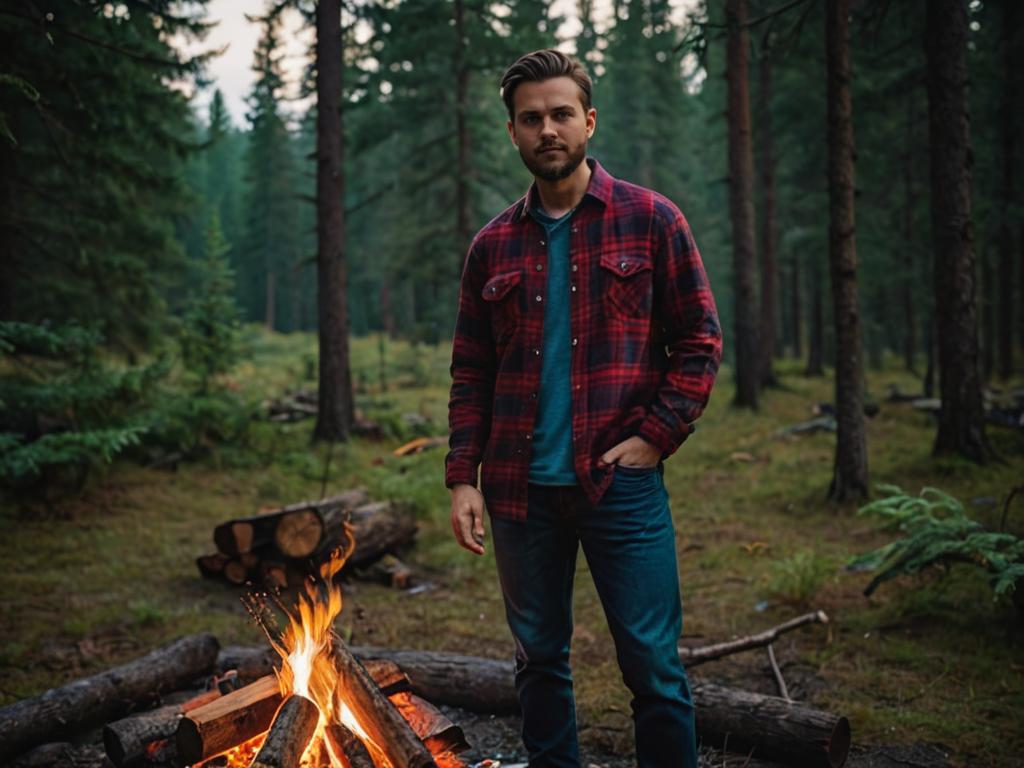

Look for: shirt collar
[516,156,614,223]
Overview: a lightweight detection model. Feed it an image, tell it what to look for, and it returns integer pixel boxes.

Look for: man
[446,49,721,768]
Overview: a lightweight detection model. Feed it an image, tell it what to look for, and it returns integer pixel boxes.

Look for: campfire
[180,535,462,768]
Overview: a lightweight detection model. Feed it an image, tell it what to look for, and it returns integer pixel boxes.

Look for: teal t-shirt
[528,205,577,485]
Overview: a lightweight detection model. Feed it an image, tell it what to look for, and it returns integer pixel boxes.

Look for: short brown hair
[500,49,593,121]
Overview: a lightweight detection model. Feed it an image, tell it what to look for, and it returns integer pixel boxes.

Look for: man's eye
[556,111,571,119]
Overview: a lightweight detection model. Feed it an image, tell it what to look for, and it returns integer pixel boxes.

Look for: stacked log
[196,491,419,589]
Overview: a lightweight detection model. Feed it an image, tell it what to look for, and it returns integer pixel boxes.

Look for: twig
[679,610,828,667]
[766,643,791,702]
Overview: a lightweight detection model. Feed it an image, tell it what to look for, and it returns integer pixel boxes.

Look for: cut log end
[275,509,325,558]
[827,716,852,768]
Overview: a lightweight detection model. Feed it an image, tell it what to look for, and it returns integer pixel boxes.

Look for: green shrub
[765,550,835,604]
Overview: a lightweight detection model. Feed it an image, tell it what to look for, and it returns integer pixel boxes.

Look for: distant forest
[1,1,1021,457]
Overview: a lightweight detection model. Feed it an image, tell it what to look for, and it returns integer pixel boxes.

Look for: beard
[518,139,587,182]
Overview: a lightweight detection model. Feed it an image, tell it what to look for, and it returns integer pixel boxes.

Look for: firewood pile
[0,613,855,768]
[197,491,419,590]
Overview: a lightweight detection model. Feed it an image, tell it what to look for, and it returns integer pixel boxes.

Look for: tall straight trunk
[725,0,760,408]
[313,0,354,442]
[756,47,778,387]
[825,0,868,502]
[453,0,471,269]
[265,272,276,332]
[901,99,917,373]
[806,260,824,376]
[791,256,802,359]
[982,249,994,381]
[0,144,14,320]
[925,0,991,461]
[997,0,1017,380]
[923,314,936,398]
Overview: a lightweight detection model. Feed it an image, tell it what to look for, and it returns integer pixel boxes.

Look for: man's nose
[540,118,558,137]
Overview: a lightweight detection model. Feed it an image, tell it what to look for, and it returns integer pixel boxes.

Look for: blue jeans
[489,465,698,768]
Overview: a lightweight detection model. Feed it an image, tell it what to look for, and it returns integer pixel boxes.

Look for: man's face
[507,76,597,183]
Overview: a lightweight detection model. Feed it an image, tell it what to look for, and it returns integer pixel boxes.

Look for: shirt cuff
[445,460,479,489]
[637,416,693,459]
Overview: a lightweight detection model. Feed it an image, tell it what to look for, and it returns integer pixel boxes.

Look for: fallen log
[103,689,220,767]
[175,675,283,765]
[276,499,417,563]
[353,647,849,767]
[196,553,230,579]
[345,501,418,567]
[250,694,320,768]
[349,647,519,714]
[679,610,829,667]
[0,633,219,761]
[694,680,850,768]
[331,638,436,768]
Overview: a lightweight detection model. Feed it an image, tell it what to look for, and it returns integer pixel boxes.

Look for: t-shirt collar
[516,156,613,223]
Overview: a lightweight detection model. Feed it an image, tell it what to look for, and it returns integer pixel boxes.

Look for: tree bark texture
[0,634,219,760]
[102,689,220,766]
[453,0,471,272]
[825,0,868,501]
[250,694,320,768]
[756,46,778,387]
[901,97,918,373]
[314,0,355,443]
[925,0,992,461]
[806,260,825,376]
[997,0,1018,380]
[791,256,802,358]
[726,0,760,408]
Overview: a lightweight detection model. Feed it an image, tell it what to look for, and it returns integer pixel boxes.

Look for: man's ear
[506,119,518,148]
[586,107,597,139]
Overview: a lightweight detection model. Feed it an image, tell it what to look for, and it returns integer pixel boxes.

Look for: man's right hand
[450,483,486,555]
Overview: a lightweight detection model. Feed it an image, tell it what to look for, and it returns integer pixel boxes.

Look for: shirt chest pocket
[599,252,653,318]
[482,269,523,343]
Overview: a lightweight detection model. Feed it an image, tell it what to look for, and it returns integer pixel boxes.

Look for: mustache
[537,143,567,153]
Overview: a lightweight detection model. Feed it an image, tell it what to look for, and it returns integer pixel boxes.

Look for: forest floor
[1,330,1023,767]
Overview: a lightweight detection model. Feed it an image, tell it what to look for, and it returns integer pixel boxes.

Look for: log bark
[196,553,230,579]
[250,694,320,768]
[353,648,849,766]
[349,647,519,715]
[331,638,436,768]
[346,502,418,567]
[102,689,220,766]
[694,681,850,768]
[0,633,219,760]
[387,690,468,754]
[272,493,385,560]
[215,490,368,557]
[325,723,374,768]
[175,675,283,766]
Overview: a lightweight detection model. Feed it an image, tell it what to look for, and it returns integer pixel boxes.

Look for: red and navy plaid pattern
[446,158,722,521]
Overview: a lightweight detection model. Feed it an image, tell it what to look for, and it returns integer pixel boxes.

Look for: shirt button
[534,348,541,356]
[572,337,578,346]
[571,285,577,292]
[571,264,578,272]
[536,263,543,271]
[540,240,546,246]
[526,433,532,440]
[620,261,628,271]
[530,392,537,399]
[535,294,543,302]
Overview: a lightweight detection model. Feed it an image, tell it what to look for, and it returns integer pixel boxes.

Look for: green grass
[2,335,1023,766]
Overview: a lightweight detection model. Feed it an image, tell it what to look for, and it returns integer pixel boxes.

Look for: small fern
[849,484,1024,602]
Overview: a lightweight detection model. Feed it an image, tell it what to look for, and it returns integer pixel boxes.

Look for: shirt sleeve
[445,243,496,488]
[636,202,723,456]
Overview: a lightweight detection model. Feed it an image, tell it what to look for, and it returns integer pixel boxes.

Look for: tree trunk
[923,314,936,398]
[453,0,471,271]
[982,248,995,382]
[757,45,778,387]
[825,0,868,502]
[925,0,992,461]
[265,271,276,332]
[901,98,917,373]
[997,0,1017,380]
[0,634,219,760]
[806,260,824,376]
[314,0,354,443]
[791,255,802,358]
[726,0,760,408]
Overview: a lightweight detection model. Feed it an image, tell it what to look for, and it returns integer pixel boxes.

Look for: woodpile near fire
[196,491,419,590]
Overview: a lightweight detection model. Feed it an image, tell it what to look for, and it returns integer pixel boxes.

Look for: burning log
[250,694,320,768]
[331,638,437,768]
[694,681,850,768]
[0,633,219,761]
[175,675,284,765]
[102,689,220,767]
[325,723,374,768]
[388,691,469,754]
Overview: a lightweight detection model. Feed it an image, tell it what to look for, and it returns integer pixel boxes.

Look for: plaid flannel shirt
[446,158,722,521]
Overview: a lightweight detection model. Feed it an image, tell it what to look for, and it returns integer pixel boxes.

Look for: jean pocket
[614,463,658,477]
